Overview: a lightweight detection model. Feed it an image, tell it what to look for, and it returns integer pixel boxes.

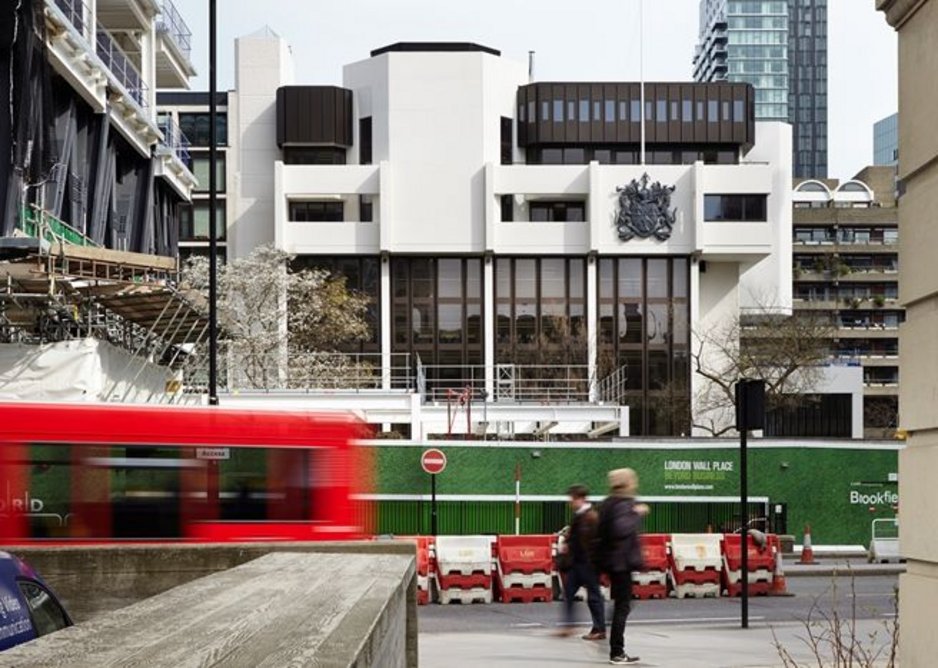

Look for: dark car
[0,552,72,651]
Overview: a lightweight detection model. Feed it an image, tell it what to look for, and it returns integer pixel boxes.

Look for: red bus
[0,403,373,544]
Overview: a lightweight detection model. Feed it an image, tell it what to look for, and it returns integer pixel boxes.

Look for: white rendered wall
[344,51,526,253]
[230,30,295,259]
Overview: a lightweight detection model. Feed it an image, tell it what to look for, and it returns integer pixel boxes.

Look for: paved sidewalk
[785,557,905,578]
[419,619,897,667]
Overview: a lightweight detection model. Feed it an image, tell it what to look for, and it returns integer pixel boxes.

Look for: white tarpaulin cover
[0,339,172,403]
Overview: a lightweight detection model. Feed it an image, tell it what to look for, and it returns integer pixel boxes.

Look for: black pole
[430,473,438,536]
[207,0,218,406]
[740,393,749,629]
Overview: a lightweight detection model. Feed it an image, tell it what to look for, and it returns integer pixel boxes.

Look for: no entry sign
[421,448,447,475]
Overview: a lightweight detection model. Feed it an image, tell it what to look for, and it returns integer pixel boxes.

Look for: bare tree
[691,308,834,436]
[182,245,372,390]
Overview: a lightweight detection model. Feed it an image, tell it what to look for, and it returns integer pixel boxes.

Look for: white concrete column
[381,255,392,391]
[689,258,703,435]
[587,254,598,402]
[484,254,495,401]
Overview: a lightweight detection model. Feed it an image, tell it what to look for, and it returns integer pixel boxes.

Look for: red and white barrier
[632,534,670,600]
[435,535,495,604]
[494,534,554,603]
[722,533,775,597]
[397,536,435,605]
[668,533,723,599]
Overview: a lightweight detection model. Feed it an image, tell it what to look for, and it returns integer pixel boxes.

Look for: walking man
[556,484,605,640]
[598,468,649,665]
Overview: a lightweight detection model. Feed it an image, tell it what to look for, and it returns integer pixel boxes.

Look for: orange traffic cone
[799,524,817,565]
[771,547,789,595]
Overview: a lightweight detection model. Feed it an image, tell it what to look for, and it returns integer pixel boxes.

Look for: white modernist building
[187,34,797,438]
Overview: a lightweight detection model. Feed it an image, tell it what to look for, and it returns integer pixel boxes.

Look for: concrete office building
[878,0,938,663]
[792,165,901,437]
[202,32,805,439]
[873,112,899,166]
[0,0,198,254]
[694,0,828,179]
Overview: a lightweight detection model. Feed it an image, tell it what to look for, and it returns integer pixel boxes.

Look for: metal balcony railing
[53,0,92,40]
[155,0,193,61]
[158,115,192,167]
[418,362,595,404]
[96,25,148,109]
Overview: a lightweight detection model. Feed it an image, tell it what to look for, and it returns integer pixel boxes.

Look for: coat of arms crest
[615,173,677,241]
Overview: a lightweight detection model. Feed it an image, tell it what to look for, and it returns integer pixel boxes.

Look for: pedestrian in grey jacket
[597,468,649,665]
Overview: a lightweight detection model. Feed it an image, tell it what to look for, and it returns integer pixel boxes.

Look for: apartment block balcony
[155,0,197,88]
[44,0,160,156]
[96,0,157,31]
[155,115,197,199]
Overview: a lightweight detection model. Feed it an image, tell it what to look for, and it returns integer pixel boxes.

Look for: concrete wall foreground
[0,550,416,668]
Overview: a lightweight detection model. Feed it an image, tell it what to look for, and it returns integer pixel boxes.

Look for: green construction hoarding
[368,441,901,546]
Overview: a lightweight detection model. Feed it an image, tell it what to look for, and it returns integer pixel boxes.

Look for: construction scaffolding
[0,239,209,403]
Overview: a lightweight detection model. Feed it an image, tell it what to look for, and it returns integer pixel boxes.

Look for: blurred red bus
[0,403,373,544]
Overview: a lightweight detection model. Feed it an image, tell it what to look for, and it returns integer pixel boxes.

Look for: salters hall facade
[195,37,794,437]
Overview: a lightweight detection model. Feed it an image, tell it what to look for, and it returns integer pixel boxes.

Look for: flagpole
[639,0,646,166]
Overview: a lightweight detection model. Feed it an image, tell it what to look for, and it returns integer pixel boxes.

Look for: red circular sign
[421,448,447,475]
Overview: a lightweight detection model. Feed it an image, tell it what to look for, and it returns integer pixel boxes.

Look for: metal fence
[222,351,414,393]
[155,0,193,61]
[417,363,595,404]
[54,0,92,40]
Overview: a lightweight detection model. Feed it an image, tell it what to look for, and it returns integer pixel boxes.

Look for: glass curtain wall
[391,258,484,392]
[598,257,691,436]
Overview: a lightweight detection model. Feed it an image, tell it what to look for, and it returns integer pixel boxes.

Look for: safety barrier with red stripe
[396,536,435,605]
[721,533,777,597]
[632,533,670,599]
[494,534,554,603]
[393,532,786,604]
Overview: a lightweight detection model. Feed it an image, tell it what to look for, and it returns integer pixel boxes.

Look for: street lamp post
[207,0,218,406]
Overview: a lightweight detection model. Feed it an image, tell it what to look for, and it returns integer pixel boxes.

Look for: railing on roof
[158,115,192,167]
[18,205,99,248]
[155,0,193,62]
[223,352,414,393]
[96,25,148,109]
[418,362,595,404]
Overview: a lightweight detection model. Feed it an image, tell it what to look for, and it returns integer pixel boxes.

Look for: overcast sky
[173,0,896,180]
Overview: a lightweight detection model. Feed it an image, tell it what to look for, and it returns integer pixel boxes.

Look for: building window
[359,195,374,223]
[733,100,745,123]
[682,99,692,122]
[283,147,347,165]
[500,117,513,165]
[190,153,226,193]
[495,257,587,367]
[288,200,344,222]
[671,100,679,121]
[704,194,768,222]
[579,99,589,123]
[697,100,705,122]
[179,202,226,241]
[391,258,484,395]
[500,195,513,222]
[178,112,227,146]
[708,100,718,123]
[605,100,615,123]
[553,100,564,123]
[598,257,690,436]
[630,100,641,122]
[593,101,602,122]
[619,101,627,121]
[567,100,576,121]
[529,201,586,222]
[722,101,730,121]
[292,256,380,353]
[359,117,372,164]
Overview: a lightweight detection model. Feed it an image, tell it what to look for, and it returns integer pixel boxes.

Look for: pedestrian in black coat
[597,468,649,665]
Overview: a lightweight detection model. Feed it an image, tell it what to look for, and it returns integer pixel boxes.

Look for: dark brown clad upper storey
[370,42,501,57]
[276,86,353,148]
[516,82,756,152]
